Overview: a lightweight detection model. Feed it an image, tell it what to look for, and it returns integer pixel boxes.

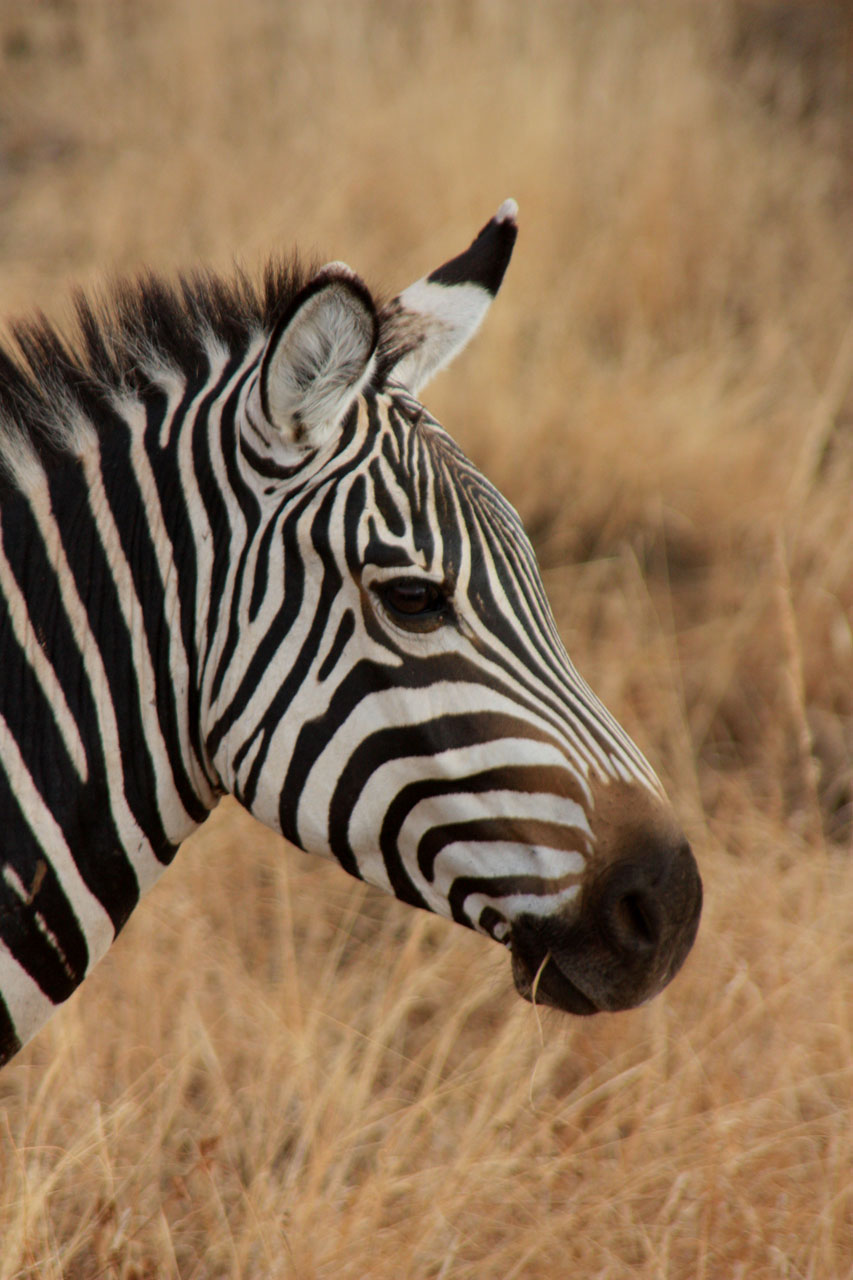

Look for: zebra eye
[377,578,448,627]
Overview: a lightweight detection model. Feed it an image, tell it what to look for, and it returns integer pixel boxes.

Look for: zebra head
[207,202,702,1016]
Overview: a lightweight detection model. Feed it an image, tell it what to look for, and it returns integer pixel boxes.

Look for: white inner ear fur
[263,278,377,447]
[391,278,492,394]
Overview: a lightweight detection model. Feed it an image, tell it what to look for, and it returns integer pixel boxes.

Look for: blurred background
[1,2,852,1276]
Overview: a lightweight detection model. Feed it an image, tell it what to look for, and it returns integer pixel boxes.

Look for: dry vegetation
[1,1,853,1276]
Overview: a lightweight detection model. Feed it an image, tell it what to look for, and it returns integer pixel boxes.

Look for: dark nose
[593,835,702,966]
[583,835,702,1004]
[510,835,702,1015]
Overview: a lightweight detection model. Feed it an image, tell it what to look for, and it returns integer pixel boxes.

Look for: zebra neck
[0,384,231,1058]
[0,431,217,883]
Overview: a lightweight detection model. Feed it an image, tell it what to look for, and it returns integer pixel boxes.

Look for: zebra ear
[260,265,379,448]
[386,199,518,394]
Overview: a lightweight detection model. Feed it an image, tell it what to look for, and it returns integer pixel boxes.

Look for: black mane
[0,257,318,492]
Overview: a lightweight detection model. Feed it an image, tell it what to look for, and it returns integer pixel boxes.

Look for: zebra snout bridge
[510,833,702,1015]
[0,199,702,1067]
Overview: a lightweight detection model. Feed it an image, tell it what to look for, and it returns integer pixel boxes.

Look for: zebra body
[0,203,701,1065]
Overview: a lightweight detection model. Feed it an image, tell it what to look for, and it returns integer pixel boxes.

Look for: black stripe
[234,484,344,808]
[98,414,208,823]
[0,768,90,1002]
[427,210,517,295]
[144,376,208,779]
[317,608,354,682]
[1,494,140,930]
[321,704,574,897]
[448,871,578,928]
[191,366,242,661]
[380,764,588,876]
[47,461,174,862]
[0,995,22,1067]
[0,590,83,817]
[240,436,315,483]
[368,457,405,538]
[444,474,627,768]
[246,504,285,626]
[200,369,266,697]
[416,817,588,883]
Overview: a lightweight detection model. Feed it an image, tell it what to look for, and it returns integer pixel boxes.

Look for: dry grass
[1,2,853,1276]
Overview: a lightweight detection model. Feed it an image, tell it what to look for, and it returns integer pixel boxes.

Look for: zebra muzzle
[509,836,702,1015]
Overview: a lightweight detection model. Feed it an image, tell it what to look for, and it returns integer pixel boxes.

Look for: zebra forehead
[367,394,527,545]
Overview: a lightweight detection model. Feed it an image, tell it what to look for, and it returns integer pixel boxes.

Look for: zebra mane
[0,257,399,494]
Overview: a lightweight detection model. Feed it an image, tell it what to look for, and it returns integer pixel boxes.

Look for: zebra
[0,201,701,1067]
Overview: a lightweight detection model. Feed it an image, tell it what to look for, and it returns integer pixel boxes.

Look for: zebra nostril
[599,866,663,957]
[605,887,659,954]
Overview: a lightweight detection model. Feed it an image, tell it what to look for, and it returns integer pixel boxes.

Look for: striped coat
[0,203,701,1064]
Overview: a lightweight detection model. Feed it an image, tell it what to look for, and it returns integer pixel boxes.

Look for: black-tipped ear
[384,199,518,394]
[260,264,378,448]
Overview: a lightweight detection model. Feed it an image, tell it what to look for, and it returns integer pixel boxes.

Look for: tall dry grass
[1,2,852,1276]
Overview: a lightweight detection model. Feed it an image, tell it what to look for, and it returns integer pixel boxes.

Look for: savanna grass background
[1,2,853,1276]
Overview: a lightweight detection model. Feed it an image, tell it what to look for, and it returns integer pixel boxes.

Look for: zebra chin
[507,833,702,1016]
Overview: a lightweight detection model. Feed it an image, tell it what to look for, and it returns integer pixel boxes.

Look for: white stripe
[460,882,582,932]
[399,789,591,851]
[348,737,593,851]
[0,531,88,782]
[293,685,594,861]
[81,448,200,841]
[25,478,163,894]
[122,389,215,806]
[430,841,585,900]
[176,345,231,668]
